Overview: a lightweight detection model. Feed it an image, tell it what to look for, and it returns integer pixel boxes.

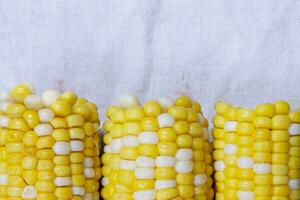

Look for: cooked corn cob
[0,83,101,200]
[213,101,300,200]
[101,94,213,200]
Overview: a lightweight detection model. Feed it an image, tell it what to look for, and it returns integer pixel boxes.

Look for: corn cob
[0,83,101,200]
[253,103,274,199]
[288,110,300,199]
[212,101,228,200]
[213,101,300,200]
[101,94,213,200]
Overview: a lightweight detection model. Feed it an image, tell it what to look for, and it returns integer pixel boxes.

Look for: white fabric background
[0,1,300,121]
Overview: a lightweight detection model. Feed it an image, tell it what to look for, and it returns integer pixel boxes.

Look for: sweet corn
[213,101,299,200]
[101,95,213,199]
[0,83,101,199]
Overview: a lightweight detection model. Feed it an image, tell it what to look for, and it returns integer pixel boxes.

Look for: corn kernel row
[101,94,213,200]
[213,101,300,200]
[0,83,101,200]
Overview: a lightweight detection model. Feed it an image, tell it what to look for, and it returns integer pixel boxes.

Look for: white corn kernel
[22,185,37,199]
[194,173,207,186]
[84,168,95,178]
[101,177,109,187]
[135,168,155,179]
[0,116,9,128]
[24,95,43,110]
[224,144,237,155]
[34,124,53,136]
[0,174,8,185]
[84,157,94,168]
[155,180,176,190]
[289,179,300,190]
[224,121,238,132]
[253,163,271,174]
[157,113,175,128]
[175,161,193,173]
[237,157,254,169]
[139,132,158,144]
[214,161,225,171]
[42,89,60,107]
[52,142,71,155]
[133,190,155,200]
[157,96,173,111]
[83,193,93,200]
[289,123,300,135]
[237,191,254,200]
[136,156,155,168]
[38,108,55,123]
[72,186,85,196]
[119,159,136,170]
[70,140,84,151]
[104,145,111,153]
[0,100,11,113]
[55,177,72,186]
[175,149,193,161]
[156,156,176,167]
[122,135,140,147]
[110,138,122,153]
[118,93,140,108]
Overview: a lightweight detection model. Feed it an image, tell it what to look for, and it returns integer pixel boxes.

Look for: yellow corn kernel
[272,115,291,129]
[7,104,26,119]
[254,116,272,128]
[176,134,193,147]
[51,100,72,117]
[8,118,29,131]
[155,167,176,179]
[10,84,32,103]
[23,130,38,146]
[53,156,70,165]
[52,129,70,141]
[71,164,84,174]
[178,185,194,198]
[120,147,139,160]
[38,170,55,181]
[36,193,56,200]
[156,188,178,200]
[158,128,176,142]
[215,101,230,115]
[237,122,255,135]
[141,117,159,131]
[117,170,135,187]
[189,122,202,137]
[254,128,271,141]
[110,124,123,138]
[23,170,38,184]
[125,106,145,121]
[60,91,77,107]
[22,110,40,129]
[224,107,237,120]
[271,130,289,142]
[37,160,54,170]
[54,165,71,176]
[255,103,275,117]
[21,156,37,169]
[50,117,67,128]
[83,122,94,136]
[289,112,300,123]
[139,144,158,158]
[176,173,194,185]
[55,187,72,199]
[69,128,85,139]
[35,181,56,192]
[122,122,142,135]
[70,152,84,163]
[72,174,85,186]
[7,153,23,164]
[157,142,177,156]
[36,149,55,159]
[36,136,55,149]
[237,108,256,122]
[274,101,290,114]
